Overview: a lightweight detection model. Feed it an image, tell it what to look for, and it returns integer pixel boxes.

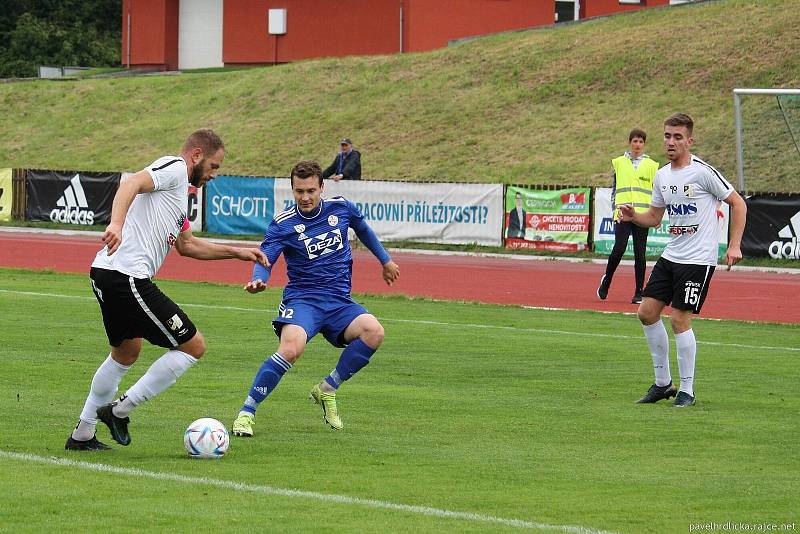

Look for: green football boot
[309,384,343,430]
[232,412,255,437]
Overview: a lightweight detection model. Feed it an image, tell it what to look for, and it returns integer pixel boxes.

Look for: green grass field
[1,268,798,533]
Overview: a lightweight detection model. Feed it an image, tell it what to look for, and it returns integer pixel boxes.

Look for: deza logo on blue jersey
[666,203,697,216]
[304,228,344,259]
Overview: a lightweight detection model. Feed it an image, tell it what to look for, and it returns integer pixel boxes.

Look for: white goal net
[734,88,800,193]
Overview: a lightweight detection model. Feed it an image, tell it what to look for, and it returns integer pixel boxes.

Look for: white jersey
[92,156,190,278]
[650,155,733,266]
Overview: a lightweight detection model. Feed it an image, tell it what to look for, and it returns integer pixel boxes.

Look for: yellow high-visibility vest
[611,155,658,217]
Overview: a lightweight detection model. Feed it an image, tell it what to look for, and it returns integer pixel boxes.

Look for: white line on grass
[1,288,798,353]
[0,450,615,534]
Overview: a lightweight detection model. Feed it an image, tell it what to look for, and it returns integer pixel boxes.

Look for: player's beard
[189,159,205,187]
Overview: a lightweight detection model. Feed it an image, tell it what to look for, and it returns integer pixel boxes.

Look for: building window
[555,0,578,23]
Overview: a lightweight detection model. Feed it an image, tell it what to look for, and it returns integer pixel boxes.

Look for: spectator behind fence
[322,138,361,181]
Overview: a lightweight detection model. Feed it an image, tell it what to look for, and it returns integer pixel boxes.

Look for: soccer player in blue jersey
[232,160,400,434]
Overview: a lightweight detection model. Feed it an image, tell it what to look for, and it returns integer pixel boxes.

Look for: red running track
[0,230,797,324]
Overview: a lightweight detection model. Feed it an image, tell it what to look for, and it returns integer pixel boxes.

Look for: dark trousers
[604,221,649,293]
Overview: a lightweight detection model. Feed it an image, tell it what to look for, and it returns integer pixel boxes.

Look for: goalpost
[733,88,800,192]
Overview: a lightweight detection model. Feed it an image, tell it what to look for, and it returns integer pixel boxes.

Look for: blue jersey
[254,197,390,299]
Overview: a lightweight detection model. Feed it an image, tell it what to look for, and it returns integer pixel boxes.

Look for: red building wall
[223,0,401,65]
[121,0,179,70]
[584,0,671,18]
[123,0,680,69]
[404,0,552,53]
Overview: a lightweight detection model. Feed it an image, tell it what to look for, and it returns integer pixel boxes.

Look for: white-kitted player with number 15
[618,113,747,408]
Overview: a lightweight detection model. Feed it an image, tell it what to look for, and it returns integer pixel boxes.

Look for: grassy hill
[1,0,798,190]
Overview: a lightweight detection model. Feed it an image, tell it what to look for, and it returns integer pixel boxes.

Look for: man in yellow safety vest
[597,128,659,303]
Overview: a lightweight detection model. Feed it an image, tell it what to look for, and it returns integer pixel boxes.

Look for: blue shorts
[272,294,368,348]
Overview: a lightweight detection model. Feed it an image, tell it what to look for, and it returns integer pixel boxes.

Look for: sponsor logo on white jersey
[304,228,344,259]
[666,203,698,216]
[50,174,95,225]
[328,215,338,226]
[668,224,699,236]
[769,210,800,259]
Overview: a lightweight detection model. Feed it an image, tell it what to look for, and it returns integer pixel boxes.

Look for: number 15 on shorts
[684,282,701,306]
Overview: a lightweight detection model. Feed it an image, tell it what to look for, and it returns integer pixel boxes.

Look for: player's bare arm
[382,260,400,286]
[103,171,155,255]
[619,204,664,228]
[723,191,747,271]
[175,230,268,265]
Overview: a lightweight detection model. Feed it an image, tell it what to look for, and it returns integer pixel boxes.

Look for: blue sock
[241,353,291,415]
[324,338,375,390]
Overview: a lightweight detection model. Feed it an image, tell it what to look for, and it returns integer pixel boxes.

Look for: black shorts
[642,258,715,314]
[90,267,197,348]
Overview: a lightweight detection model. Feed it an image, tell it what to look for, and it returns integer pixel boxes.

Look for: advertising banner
[741,194,800,259]
[593,187,729,258]
[187,184,204,233]
[503,186,591,252]
[25,171,120,225]
[274,178,504,246]
[0,168,12,222]
[205,176,275,235]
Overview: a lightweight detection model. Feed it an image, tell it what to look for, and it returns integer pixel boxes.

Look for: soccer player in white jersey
[619,113,747,407]
[65,129,267,450]
[231,160,399,436]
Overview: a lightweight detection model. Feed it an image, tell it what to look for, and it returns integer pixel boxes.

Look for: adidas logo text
[769,211,800,259]
[50,174,95,225]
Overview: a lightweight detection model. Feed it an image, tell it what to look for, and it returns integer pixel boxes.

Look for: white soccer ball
[184,418,229,459]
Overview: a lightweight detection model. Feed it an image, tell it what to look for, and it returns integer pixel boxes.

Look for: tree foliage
[0,0,122,78]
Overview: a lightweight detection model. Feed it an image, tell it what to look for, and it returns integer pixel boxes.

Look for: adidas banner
[742,194,800,260]
[26,171,120,225]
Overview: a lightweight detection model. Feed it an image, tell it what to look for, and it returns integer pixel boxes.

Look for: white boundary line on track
[1,288,798,353]
[0,450,616,534]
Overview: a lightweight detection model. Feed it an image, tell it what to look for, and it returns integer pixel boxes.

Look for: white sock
[675,329,697,396]
[113,350,197,418]
[643,321,671,387]
[73,354,131,440]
